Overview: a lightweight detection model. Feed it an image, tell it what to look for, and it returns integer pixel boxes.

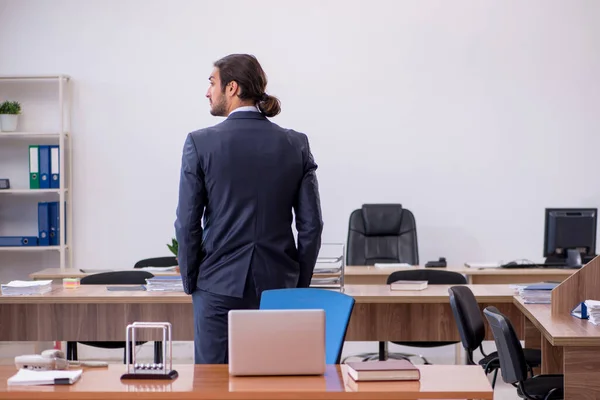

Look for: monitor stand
[544,250,585,269]
[565,249,582,268]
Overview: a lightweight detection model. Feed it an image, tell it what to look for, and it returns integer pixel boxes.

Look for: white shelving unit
[0,75,73,269]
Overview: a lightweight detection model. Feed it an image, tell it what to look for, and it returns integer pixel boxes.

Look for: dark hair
[214,54,281,118]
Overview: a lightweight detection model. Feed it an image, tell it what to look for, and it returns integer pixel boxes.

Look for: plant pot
[0,114,19,132]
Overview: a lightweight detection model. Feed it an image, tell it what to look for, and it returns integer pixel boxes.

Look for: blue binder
[38,202,50,246]
[39,145,51,189]
[48,201,59,246]
[50,145,60,189]
[0,236,38,246]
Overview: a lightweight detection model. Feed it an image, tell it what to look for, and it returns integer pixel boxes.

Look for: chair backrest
[134,257,178,269]
[346,204,419,266]
[448,286,486,353]
[80,270,154,285]
[483,306,528,384]
[259,288,355,364]
[386,269,467,285]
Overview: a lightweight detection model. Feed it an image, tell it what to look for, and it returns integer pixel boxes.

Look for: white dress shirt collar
[229,105,260,115]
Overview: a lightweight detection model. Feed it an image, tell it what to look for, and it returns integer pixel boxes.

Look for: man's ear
[226,81,240,98]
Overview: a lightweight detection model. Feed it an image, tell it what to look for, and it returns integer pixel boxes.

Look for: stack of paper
[518,282,559,304]
[374,263,412,268]
[584,300,600,325]
[144,276,184,292]
[7,368,82,385]
[1,280,52,296]
[138,266,178,272]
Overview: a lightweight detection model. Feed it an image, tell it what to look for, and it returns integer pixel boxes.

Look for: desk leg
[564,347,600,399]
[523,318,541,349]
[541,337,562,374]
[523,318,542,375]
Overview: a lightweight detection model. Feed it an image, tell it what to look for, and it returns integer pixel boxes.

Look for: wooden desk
[30,268,175,282]
[31,266,575,286]
[0,364,493,399]
[342,266,575,285]
[514,297,600,398]
[0,284,523,343]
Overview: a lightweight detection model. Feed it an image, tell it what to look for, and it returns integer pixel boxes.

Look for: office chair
[346,203,419,266]
[448,286,541,388]
[260,288,355,364]
[134,256,178,269]
[483,306,563,400]
[342,269,467,364]
[379,269,467,364]
[66,271,162,364]
[345,203,421,363]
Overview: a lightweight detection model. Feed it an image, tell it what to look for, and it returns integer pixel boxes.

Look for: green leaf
[166,237,178,256]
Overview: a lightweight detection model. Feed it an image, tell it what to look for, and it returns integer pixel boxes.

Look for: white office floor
[0,340,519,399]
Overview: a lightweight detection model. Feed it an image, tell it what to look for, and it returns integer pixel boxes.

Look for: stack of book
[144,276,184,292]
[1,280,52,296]
[584,300,600,325]
[517,282,559,304]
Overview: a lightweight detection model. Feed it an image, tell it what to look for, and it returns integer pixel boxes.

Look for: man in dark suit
[175,54,323,364]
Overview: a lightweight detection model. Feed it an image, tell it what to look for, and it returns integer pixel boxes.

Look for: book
[346,360,420,381]
[7,368,82,385]
[390,280,428,291]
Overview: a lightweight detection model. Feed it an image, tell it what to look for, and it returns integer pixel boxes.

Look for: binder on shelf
[29,145,40,189]
[48,201,59,246]
[50,145,60,189]
[39,145,51,189]
[38,202,50,246]
[0,237,38,246]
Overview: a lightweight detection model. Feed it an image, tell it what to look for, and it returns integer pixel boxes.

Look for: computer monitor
[543,208,598,268]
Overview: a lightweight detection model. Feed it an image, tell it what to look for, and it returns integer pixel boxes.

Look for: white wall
[0,0,599,276]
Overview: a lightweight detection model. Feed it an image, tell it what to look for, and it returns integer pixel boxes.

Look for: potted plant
[0,101,21,132]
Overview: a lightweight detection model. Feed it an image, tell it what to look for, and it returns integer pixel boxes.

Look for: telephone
[15,349,108,371]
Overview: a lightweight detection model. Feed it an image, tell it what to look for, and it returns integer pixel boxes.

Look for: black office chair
[344,203,420,363]
[483,306,563,400]
[134,257,178,269]
[375,269,468,364]
[346,203,419,266]
[66,271,161,364]
[448,286,541,388]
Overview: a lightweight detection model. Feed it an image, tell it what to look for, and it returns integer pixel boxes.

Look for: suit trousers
[191,269,260,364]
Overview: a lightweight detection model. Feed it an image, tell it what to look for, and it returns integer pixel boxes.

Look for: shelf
[0,189,67,195]
[0,246,65,252]
[0,132,68,139]
[0,73,72,269]
[0,75,70,81]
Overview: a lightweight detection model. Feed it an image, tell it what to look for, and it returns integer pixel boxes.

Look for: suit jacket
[174,111,324,298]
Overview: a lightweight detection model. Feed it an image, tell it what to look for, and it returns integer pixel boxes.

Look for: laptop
[228,309,326,376]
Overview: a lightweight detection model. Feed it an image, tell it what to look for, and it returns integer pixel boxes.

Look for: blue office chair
[259,288,355,364]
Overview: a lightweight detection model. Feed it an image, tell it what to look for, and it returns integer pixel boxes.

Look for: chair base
[341,341,429,364]
[517,374,564,400]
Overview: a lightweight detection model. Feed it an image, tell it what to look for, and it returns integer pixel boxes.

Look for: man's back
[176,111,323,298]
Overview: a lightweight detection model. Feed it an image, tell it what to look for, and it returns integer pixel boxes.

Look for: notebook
[7,368,82,385]
[390,280,428,291]
[346,360,420,381]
